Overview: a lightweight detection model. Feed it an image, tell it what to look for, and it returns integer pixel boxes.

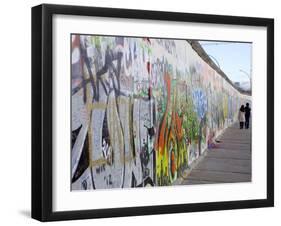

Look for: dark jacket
[245,106,251,118]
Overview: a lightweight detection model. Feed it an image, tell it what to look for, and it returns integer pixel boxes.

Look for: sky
[199,41,252,90]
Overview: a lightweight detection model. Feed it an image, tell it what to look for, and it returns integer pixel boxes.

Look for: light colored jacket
[238,110,245,122]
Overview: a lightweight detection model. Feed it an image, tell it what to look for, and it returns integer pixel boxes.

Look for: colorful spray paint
[71,35,251,190]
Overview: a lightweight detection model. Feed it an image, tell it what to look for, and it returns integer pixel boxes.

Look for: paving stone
[180,122,252,185]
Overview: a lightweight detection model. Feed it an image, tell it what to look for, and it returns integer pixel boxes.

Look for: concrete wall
[71,35,251,190]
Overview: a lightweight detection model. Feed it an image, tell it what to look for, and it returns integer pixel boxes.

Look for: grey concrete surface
[181,122,252,185]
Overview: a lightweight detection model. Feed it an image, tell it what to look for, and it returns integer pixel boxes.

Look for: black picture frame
[32,3,274,222]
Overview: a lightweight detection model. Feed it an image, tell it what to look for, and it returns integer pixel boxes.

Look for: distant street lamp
[208,54,220,69]
[239,69,252,91]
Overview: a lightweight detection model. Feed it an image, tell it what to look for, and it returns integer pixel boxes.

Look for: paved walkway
[180,122,252,185]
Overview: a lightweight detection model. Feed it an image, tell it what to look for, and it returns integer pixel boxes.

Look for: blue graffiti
[192,89,207,119]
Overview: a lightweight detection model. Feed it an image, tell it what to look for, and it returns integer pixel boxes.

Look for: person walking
[244,103,251,129]
[238,105,245,129]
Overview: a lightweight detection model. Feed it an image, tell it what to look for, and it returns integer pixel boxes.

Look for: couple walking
[238,103,251,129]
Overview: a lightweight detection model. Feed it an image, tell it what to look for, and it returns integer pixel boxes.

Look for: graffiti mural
[71,35,250,190]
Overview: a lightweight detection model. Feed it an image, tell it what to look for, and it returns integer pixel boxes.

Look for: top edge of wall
[187,40,252,97]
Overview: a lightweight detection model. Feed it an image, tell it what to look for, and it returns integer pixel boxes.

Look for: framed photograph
[31,4,274,221]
